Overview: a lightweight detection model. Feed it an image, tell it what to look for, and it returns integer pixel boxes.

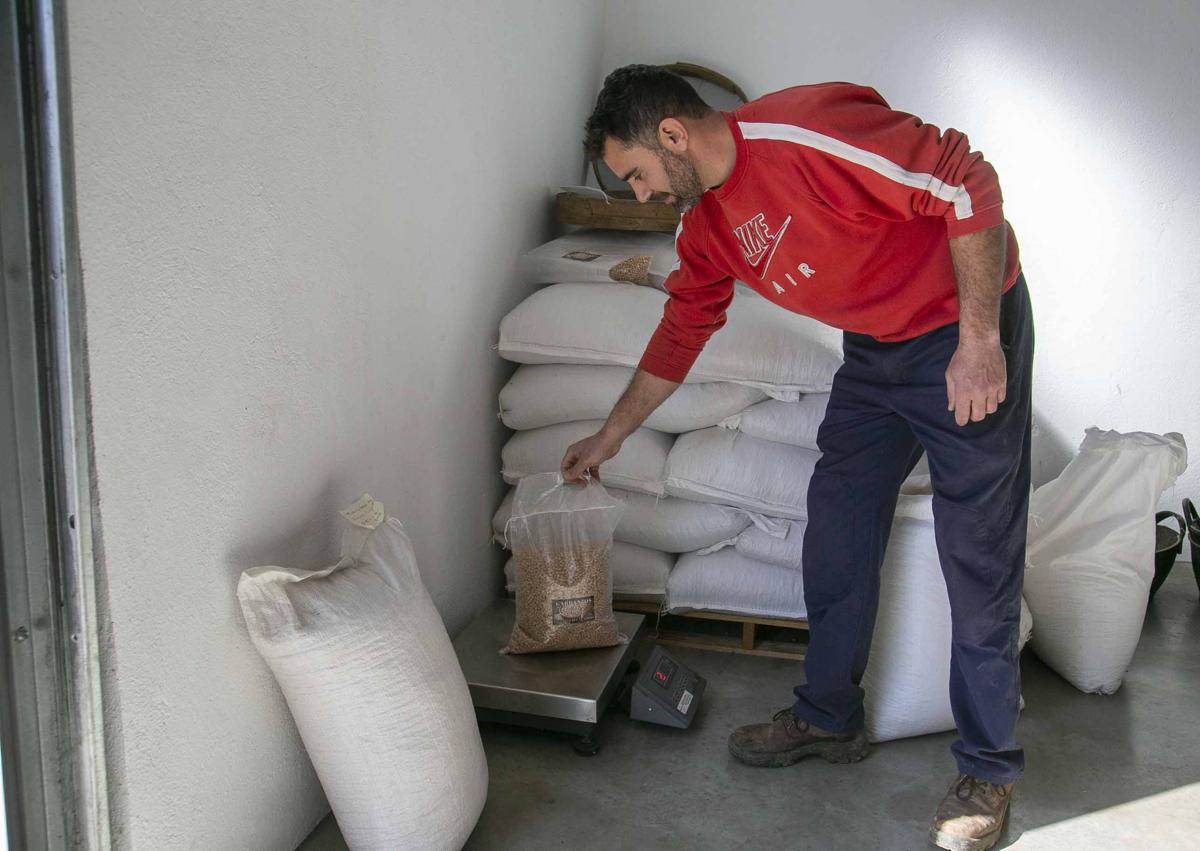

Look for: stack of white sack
[494,383,803,600]
[496,233,843,612]
[664,419,826,618]
[498,281,841,397]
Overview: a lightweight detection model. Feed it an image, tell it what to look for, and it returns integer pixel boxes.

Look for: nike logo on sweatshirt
[735,213,792,279]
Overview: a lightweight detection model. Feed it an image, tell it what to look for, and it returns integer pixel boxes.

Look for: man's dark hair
[584,64,713,161]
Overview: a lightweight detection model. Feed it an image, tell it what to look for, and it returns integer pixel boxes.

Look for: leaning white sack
[500,364,766,433]
[666,427,819,520]
[498,283,841,398]
[668,547,807,620]
[494,486,751,553]
[237,495,488,851]
[718,394,830,450]
[501,420,674,497]
[519,229,678,289]
[505,540,675,597]
[861,491,1033,743]
[1024,429,1188,694]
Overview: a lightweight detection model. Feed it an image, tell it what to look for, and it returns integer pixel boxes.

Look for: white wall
[66,2,603,848]
[601,0,1200,515]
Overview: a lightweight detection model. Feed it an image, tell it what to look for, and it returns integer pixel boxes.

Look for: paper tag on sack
[341,493,385,530]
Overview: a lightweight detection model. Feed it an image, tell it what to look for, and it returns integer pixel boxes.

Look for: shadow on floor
[298,571,1200,851]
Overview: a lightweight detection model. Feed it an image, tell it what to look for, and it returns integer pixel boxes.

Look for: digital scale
[629,644,707,729]
[452,599,706,754]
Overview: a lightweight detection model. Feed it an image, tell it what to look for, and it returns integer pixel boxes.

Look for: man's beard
[657,147,705,214]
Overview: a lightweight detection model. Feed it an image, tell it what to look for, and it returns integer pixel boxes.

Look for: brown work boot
[728,707,870,767]
[929,774,1014,851]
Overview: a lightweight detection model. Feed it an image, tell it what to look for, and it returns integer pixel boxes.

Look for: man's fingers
[947,342,1007,427]
[562,449,589,484]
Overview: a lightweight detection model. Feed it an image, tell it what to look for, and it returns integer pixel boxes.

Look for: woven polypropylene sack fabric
[1024,429,1188,694]
[494,486,751,554]
[860,492,1034,743]
[499,363,766,433]
[498,283,841,398]
[237,496,487,850]
[519,229,678,289]
[505,539,675,598]
[502,421,673,497]
[718,394,830,450]
[665,427,819,520]
[734,519,807,569]
[667,547,807,620]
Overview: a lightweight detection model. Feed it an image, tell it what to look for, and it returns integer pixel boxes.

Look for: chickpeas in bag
[501,472,625,654]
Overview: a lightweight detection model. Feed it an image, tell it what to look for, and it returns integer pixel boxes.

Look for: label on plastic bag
[341,493,385,530]
[552,595,596,624]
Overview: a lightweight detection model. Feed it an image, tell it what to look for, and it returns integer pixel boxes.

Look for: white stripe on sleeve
[669,219,684,274]
[739,121,974,221]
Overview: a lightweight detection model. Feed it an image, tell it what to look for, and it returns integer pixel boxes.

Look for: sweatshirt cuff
[945,203,1004,238]
[637,348,694,384]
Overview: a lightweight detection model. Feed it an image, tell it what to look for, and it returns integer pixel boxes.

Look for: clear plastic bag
[502,472,625,654]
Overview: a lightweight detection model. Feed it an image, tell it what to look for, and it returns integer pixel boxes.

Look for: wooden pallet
[614,599,809,660]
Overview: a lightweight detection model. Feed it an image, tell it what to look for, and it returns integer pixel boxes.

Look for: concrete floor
[299,569,1200,850]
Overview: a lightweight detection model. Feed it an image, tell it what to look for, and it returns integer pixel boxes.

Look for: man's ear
[657,118,688,152]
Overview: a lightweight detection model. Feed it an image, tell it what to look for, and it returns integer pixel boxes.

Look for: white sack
[668,548,807,620]
[861,492,1034,743]
[666,427,819,520]
[493,486,751,554]
[237,495,487,851]
[501,420,674,497]
[498,283,842,398]
[499,363,766,433]
[505,540,675,597]
[1024,428,1188,694]
[719,394,830,450]
[735,519,807,569]
[519,229,677,289]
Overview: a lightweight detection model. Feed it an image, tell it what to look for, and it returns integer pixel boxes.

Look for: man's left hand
[945,338,1006,426]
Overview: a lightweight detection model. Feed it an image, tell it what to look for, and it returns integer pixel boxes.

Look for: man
[560,65,1032,851]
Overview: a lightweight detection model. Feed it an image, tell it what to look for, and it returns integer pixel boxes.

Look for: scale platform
[453,598,647,753]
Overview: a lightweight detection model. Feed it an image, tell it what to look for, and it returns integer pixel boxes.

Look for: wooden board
[613,599,809,660]
[555,192,679,233]
[656,631,807,661]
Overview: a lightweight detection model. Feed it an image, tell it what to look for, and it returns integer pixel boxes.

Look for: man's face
[602,137,705,214]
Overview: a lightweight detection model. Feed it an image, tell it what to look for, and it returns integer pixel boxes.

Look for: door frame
[0,1,109,848]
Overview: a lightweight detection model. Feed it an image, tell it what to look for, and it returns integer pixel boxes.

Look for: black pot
[1184,498,1200,594]
[1151,510,1185,598]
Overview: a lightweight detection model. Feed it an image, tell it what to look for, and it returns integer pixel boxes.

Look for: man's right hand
[559,369,681,485]
[561,429,623,485]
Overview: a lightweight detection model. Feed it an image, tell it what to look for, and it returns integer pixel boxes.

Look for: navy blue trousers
[793,274,1033,785]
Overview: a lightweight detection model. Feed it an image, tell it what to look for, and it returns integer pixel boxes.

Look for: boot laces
[772,707,800,730]
[955,774,1008,801]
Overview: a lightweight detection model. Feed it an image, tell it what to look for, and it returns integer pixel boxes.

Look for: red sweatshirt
[638,82,1022,383]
